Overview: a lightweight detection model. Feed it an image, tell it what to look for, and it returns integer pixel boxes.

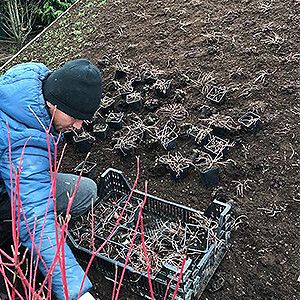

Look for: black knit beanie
[43,59,102,120]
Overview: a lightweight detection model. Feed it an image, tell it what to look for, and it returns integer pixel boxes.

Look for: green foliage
[0,0,38,48]
[37,0,76,25]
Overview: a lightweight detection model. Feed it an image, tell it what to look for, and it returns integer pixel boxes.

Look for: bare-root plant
[153,79,172,96]
[114,80,134,96]
[112,133,140,154]
[192,149,236,171]
[156,120,179,150]
[232,179,253,197]
[201,113,238,132]
[261,31,285,46]
[156,103,189,122]
[99,95,116,110]
[158,152,193,177]
[204,136,235,160]
[198,72,216,96]
[139,63,162,82]
[112,115,157,154]
[183,123,213,145]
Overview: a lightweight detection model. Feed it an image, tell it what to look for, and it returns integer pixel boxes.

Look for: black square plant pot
[73,135,94,153]
[73,161,97,181]
[83,120,95,132]
[114,69,127,80]
[211,125,231,137]
[187,125,212,147]
[162,136,177,151]
[63,130,75,143]
[238,112,262,133]
[204,136,229,159]
[120,91,133,100]
[206,86,227,104]
[106,113,123,130]
[129,100,143,112]
[125,92,143,112]
[99,96,116,115]
[200,168,220,188]
[118,82,134,100]
[154,80,171,98]
[93,123,108,140]
[131,76,143,88]
[142,71,157,85]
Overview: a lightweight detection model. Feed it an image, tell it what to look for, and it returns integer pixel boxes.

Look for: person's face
[47,102,83,132]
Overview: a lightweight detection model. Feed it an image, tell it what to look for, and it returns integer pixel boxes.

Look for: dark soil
[2,0,300,299]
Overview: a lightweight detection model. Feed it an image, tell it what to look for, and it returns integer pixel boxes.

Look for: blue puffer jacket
[0,63,92,299]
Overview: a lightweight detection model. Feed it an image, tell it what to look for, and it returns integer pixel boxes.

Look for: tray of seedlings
[68,168,232,300]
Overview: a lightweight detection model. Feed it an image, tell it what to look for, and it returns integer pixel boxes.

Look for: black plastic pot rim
[108,120,122,125]
[93,124,108,131]
[162,137,177,145]
[107,115,123,122]
[106,113,123,122]
[74,161,97,173]
[126,99,142,105]
[200,167,219,173]
[73,136,94,143]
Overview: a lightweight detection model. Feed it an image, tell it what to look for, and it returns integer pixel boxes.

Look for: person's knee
[80,177,98,202]
[73,177,98,216]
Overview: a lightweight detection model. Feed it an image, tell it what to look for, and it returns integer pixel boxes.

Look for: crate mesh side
[143,195,194,223]
[99,169,131,199]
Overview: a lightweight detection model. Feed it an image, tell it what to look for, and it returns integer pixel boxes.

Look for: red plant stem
[140,217,155,300]
[6,121,50,274]
[111,264,118,300]
[163,272,177,300]
[50,136,70,300]
[113,181,148,300]
[29,105,56,178]
[78,157,141,299]
[35,234,66,298]
[0,255,12,300]
[0,255,25,300]
[29,215,38,300]
[1,108,73,299]
[5,124,45,297]
[34,136,77,298]
[60,227,68,299]
[171,257,186,300]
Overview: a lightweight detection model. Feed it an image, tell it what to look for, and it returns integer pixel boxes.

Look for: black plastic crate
[68,168,232,300]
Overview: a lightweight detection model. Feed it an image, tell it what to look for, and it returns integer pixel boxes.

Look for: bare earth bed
[2,0,300,299]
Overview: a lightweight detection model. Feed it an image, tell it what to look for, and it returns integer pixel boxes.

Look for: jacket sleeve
[0,137,92,300]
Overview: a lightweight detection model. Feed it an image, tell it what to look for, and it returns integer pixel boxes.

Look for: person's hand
[78,292,96,300]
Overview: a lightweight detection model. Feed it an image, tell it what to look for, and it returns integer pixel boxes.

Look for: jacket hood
[0,63,52,131]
